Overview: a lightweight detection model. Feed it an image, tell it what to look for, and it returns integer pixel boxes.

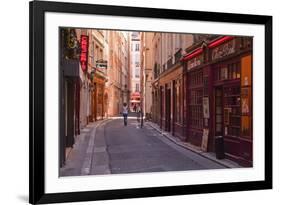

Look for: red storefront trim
[181,48,203,61]
[208,36,234,48]
[181,36,235,62]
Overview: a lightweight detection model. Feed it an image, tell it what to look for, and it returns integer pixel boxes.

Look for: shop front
[183,36,253,166]
[209,36,253,166]
[59,28,81,167]
[91,71,106,121]
[130,92,140,112]
[158,62,185,139]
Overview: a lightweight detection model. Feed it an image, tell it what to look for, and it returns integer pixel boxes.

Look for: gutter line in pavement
[146,121,241,169]
[80,119,111,175]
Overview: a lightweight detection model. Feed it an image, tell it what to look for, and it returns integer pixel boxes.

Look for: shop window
[241,87,251,139]
[189,70,203,87]
[220,67,228,80]
[214,62,240,81]
[228,62,241,79]
[223,86,241,137]
[189,89,203,129]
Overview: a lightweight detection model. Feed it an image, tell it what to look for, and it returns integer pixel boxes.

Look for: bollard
[215,136,225,159]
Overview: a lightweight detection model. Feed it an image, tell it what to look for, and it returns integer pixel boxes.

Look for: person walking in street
[135,104,143,128]
[122,103,128,126]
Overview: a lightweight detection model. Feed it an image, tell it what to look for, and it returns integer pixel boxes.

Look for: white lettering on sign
[212,39,235,60]
[187,55,202,70]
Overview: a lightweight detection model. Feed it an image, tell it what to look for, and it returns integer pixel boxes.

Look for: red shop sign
[80,35,89,72]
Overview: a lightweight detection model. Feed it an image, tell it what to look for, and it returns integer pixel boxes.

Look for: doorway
[165,86,171,132]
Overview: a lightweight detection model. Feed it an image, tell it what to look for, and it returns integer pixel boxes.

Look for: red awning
[181,36,235,62]
[181,48,203,61]
[208,36,234,48]
[131,92,140,97]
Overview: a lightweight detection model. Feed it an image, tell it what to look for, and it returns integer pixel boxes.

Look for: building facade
[106,31,130,116]
[130,32,141,111]
[59,28,81,167]
[182,35,253,166]
[149,33,253,166]
[60,29,125,166]
[151,32,194,140]
[120,32,131,109]
[89,30,108,121]
[140,32,153,119]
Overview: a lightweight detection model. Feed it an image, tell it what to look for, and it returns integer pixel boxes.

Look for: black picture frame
[29,0,272,204]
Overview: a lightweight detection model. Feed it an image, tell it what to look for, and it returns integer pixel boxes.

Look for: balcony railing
[167,58,173,70]
[174,48,182,64]
[154,63,158,79]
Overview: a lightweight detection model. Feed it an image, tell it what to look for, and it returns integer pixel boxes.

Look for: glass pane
[237,63,241,78]
[216,106,222,114]
[228,64,232,79]
[216,124,222,132]
[221,67,228,80]
[216,115,222,123]
[216,89,222,96]
[216,98,221,105]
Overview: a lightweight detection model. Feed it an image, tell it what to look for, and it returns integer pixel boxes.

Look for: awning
[131,92,140,97]
[181,36,234,62]
[181,47,203,62]
[208,36,234,48]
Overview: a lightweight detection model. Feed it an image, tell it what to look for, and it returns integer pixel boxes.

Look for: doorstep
[65,147,72,160]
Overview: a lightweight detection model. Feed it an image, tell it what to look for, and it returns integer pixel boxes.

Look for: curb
[146,122,240,168]
[90,119,112,175]
[81,118,111,175]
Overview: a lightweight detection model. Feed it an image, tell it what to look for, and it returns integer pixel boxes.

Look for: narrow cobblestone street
[60,115,231,176]
[59,29,251,176]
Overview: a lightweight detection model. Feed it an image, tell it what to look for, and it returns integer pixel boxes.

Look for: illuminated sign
[80,35,89,72]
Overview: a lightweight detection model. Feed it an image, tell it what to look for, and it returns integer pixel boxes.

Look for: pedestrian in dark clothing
[122,103,128,126]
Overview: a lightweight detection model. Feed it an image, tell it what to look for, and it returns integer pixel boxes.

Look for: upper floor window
[135,83,140,92]
[135,44,139,51]
[135,68,140,78]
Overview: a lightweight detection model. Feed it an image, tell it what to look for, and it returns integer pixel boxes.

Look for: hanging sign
[80,35,89,72]
[96,60,108,69]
